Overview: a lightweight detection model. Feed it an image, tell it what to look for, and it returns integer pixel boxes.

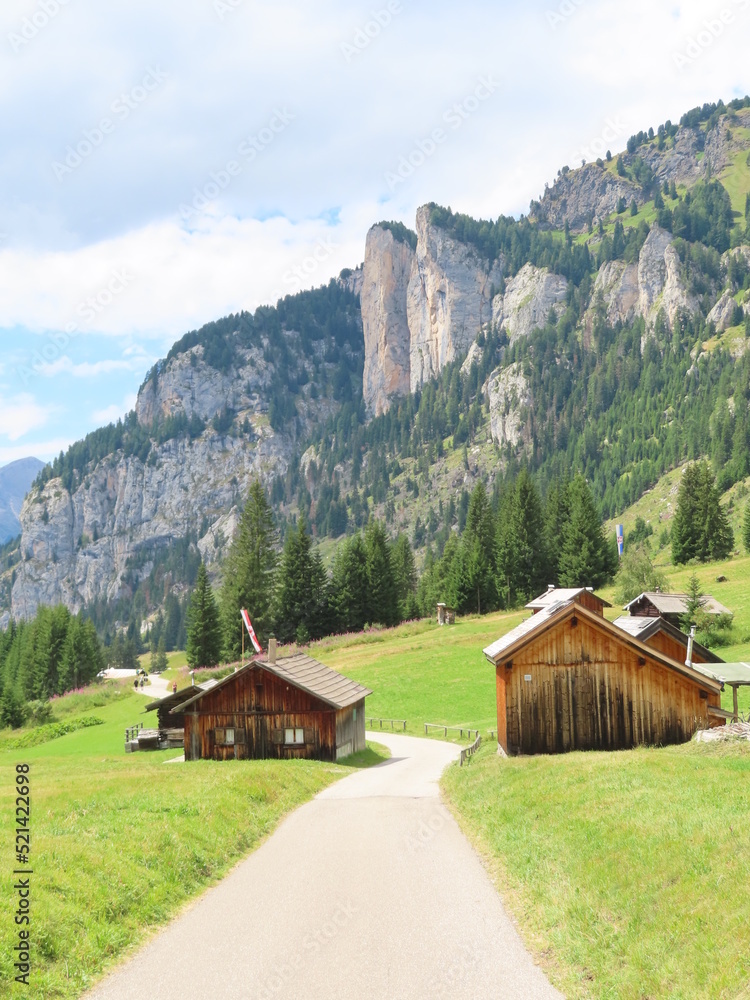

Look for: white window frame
[284,727,304,745]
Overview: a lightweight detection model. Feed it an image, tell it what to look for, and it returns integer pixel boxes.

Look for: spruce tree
[390,533,418,621]
[456,482,496,615]
[672,461,733,564]
[544,476,570,585]
[508,470,549,605]
[219,481,278,659]
[671,463,702,565]
[558,474,615,588]
[275,517,327,642]
[186,562,222,670]
[330,533,369,633]
[364,519,399,626]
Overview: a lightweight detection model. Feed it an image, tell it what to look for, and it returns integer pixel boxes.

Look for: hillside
[6,96,750,633]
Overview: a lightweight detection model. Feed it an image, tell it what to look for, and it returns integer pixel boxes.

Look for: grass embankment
[0,688,389,1000]
[443,740,750,1000]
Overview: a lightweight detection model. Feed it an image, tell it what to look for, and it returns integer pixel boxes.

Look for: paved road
[85,733,562,1000]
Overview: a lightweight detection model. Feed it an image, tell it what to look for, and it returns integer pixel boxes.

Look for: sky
[0,0,748,466]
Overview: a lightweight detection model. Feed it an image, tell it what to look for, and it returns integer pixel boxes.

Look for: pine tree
[219,481,278,659]
[156,636,168,673]
[365,519,399,626]
[544,476,570,585]
[454,482,496,615]
[672,461,733,564]
[186,563,222,670]
[558,475,616,588]
[505,470,548,606]
[275,517,326,642]
[680,573,706,631]
[330,533,369,633]
[390,533,418,621]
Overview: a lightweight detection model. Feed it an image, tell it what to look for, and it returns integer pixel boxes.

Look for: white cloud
[0,439,71,466]
[91,393,138,425]
[0,394,52,441]
[37,355,141,378]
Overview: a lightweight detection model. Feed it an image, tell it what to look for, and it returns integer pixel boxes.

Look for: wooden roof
[612,615,724,664]
[143,679,219,714]
[172,654,372,713]
[623,591,732,617]
[525,587,611,611]
[483,600,722,693]
[695,662,750,686]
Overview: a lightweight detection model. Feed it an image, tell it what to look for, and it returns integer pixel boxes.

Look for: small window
[214,728,236,746]
[353,708,357,721]
[284,727,304,745]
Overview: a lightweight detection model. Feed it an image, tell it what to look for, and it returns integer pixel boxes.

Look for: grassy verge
[0,691,389,1000]
[443,740,750,1000]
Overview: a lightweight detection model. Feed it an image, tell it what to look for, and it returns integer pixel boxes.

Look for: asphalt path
[84,732,563,1000]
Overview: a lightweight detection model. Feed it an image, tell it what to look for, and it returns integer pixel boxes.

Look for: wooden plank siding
[184,666,340,762]
[643,629,711,666]
[498,616,718,755]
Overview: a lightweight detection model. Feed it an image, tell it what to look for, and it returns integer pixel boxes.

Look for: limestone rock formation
[585,260,640,332]
[492,263,568,343]
[361,225,415,417]
[407,206,503,392]
[534,163,639,232]
[485,363,531,449]
[708,291,742,331]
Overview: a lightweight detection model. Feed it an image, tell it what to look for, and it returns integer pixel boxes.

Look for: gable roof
[525,587,611,611]
[612,615,724,664]
[172,653,372,713]
[144,679,220,713]
[623,592,732,617]
[482,600,722,693]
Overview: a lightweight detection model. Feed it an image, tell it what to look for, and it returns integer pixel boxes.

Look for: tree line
[185,475,618,669]
[0,608,104,728]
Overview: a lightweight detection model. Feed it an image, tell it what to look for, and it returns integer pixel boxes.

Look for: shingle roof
[144,679,219,713]
[172,654,371,713]
[526,587,611,610]
[623,592,732,616]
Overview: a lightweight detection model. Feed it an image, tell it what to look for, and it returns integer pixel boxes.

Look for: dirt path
[84,732,562,1000]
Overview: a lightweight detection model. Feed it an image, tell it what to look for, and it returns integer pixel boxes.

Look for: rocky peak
[492,263,568,343]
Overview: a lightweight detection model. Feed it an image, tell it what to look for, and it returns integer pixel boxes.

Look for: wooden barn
[483,597,724,756]
[173,642,372,762]
[612,615,724,666]
[623,591,732,627]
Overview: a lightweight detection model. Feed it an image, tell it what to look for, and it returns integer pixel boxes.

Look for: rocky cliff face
[407,206,503,392]
[492,263,568,343]
[361,225,414,417]
[11,335,345,620]
[534,163,639,232]
[485,363,531,449]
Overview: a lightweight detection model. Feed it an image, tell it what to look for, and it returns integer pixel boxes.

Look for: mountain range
[4,96,750,631]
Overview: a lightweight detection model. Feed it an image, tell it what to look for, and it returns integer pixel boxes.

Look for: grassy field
[443,740,750,1000]
[0,689,389,1000]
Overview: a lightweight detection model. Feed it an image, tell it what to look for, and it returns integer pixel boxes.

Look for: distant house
[173,641,372,762]
[526,585,611,617]
[612,615,724,666]
[436,603,456,625]
[144,679,220,730]
[483,596,723,756]
[623,591,732,627]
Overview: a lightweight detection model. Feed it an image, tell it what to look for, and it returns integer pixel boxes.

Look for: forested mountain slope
[6,96,750,633]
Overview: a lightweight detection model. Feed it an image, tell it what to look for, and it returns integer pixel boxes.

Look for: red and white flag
[241,609,262,654]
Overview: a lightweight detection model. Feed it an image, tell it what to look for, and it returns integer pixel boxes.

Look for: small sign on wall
[524,674,532,682]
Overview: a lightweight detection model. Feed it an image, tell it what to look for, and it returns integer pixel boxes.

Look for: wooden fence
[424,723,480,740]
[125,722,144,742]
[366,717,407,731]
[459,732,482,766]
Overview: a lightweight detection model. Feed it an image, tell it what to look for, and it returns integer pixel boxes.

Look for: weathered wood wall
[184,666,338,762]
[498,617,716,755]
[335,699,366,758]
[642,629,710,666]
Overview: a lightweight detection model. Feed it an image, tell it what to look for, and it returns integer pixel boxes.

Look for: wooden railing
[366,717,407,731]
[424,723,480,740]
[125,722,144,742]
[459,732,482,766]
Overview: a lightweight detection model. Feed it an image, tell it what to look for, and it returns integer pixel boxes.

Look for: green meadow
[0,688,387,1000]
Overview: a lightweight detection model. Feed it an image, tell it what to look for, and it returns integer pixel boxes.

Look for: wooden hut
[612,615,724,666]
[483,599,723,756]
[173,644,372,762]
[623,591,732,627]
